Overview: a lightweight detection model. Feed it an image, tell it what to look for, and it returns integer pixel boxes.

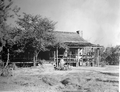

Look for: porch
[52,45,102,67]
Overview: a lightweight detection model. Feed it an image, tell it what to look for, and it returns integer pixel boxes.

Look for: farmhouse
[39,31,103,67]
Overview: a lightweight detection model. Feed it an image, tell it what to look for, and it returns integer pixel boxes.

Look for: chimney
[76,30,83,38]
[76,30,80,34]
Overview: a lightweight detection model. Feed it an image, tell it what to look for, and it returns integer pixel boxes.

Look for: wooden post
[76,48,79,67]
[70,52,71,65]
[97,48,100,67]
[56,47,58,68]
[54,51,55,62]
[81,48,83,66]
[91,47,94,67]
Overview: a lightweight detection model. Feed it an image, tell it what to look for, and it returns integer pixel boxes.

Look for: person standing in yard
[59,58,66,69]
[64,49,68,61]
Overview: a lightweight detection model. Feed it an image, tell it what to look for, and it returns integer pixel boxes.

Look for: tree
[0,0,20,68]
[101,46,120,65]
[16,13,56,66]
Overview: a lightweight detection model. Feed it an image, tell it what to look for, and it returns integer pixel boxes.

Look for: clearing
[0,64,119,92]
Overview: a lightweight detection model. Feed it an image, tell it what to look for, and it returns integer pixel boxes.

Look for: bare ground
[0,64,119,92]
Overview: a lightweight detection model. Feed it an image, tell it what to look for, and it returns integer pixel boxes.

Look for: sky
[8,0,120,47]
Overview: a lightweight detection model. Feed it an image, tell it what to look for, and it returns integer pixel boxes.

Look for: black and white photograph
[0,0,119,92]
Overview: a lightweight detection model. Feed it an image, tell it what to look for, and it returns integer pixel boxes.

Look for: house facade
[39,31,103,67]
[52,31,103,67]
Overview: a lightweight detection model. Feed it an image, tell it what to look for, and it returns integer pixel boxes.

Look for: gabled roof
[53,31,93,46]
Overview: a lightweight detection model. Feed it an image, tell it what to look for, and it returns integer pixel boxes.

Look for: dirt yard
[0,64,119,92]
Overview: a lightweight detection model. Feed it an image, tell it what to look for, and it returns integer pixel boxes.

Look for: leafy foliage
[101,46,120,65]
[16,13,56,52]
[16,13,57,66]
[0,0,21,68]
[0,0,20,47]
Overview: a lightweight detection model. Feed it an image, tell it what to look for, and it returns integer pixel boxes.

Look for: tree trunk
[5,49,10,68]
[33,55,36,67]
[33,51,39,67]
[36,52,39,61]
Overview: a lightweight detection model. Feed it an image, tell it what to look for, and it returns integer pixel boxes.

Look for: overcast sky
[9,0,120,47]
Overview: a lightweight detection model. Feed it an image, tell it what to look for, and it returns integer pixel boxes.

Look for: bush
[101,46,120,65]
[100,62,106,67]
[37,59,45,65]
[8,62,17,70]
[1,68,13,77]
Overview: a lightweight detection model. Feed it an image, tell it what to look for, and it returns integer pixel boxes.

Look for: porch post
[76,48,79,67]
[92,47,94,67]
[81,48,83,66]
[54,51,55,62]
[56,47,58,68]
[97,48,100,67]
